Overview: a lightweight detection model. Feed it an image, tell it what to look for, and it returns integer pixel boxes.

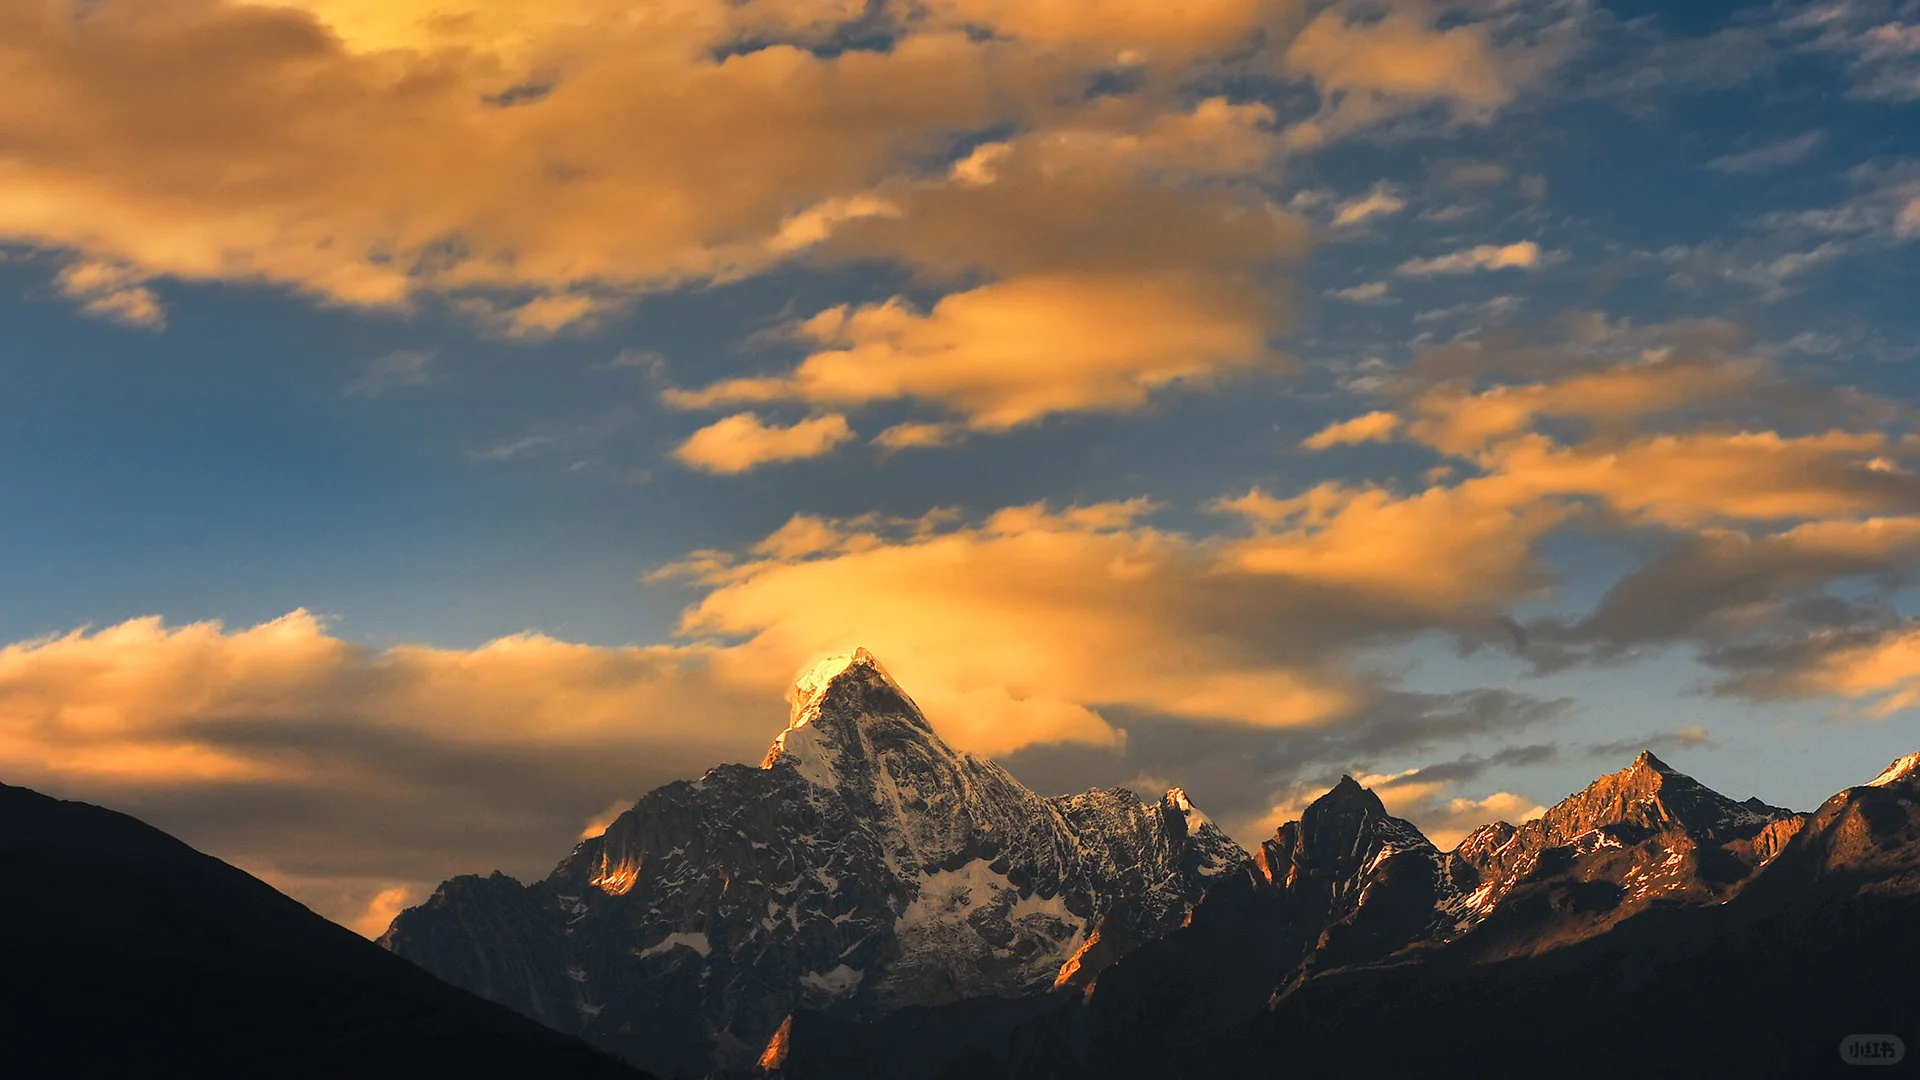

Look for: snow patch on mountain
[798,964,864,998]
[637,931,710,959]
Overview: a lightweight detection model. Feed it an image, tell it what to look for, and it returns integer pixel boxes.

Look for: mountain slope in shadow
[0,781,648,1077]
[773,751,1920,1080]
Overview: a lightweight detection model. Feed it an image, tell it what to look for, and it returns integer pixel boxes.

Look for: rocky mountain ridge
[382,650,1244,1078]
[381,647,1920,1079]
[771,747,1920,1079]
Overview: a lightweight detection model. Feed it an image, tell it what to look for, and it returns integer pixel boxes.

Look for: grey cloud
[1586,725,1714,761]
[27,714,773,926]
[1001,688,1571,844]
[346,349,436,397]
[1384,743,1560,787]
[1518,528,1920,673]
[1706,131,1824,174]
[1699,616,1913,701]
[1781,0,1920,102]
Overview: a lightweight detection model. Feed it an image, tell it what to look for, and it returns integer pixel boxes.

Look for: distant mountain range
[7,648,1912,1078]
[0,781,645,1077]
[385,651,1920,1079]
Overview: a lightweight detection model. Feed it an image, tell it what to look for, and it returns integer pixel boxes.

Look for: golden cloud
[1274,2,1545,148]
[1284,8,1513,110]
[657,97,1311,434]
[1367,778,1546,850]
[1480,430,1920,528]
[0,1,1012,320]
[1402,353,1767,455]
[1301,410,1401,449]
[873,421,964,451]
[0,609,790,928]
[1777,627,1920,717]
[1315,334,1920,533]
[671,488,1584,756]
[1328,182,1408,228]
[1397,240,1548,276]
[672,412,857,474]
[669,272,1283,429]
[1212,478,1568,613]
[55,260,166,329]
[0,0,1546,387]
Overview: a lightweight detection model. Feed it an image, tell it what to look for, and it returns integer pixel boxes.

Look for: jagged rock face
[769,746,1920,1080]
[1051,749,1824,1078]
[381,650,1245,1079]
[1754,751,1920,894]
[1253,777,1447,971]
[1442,751,1801,957]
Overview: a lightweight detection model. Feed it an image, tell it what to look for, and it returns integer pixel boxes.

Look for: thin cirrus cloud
[1397,240,1549,276]
[1782,3,1920,103]
[1331,281,1393,303]
[873,422,964,452]
[1707,130,1825,174]
[1276,7,1528,148]
[1299,410,1400,449]
[1329,183,1408,228]
[345,349,436,397]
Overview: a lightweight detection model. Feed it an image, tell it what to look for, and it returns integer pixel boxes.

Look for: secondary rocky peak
[1867,750,1920,789]
[1299,775,1399,851]
[1255,775,1433,894]
[1549,752,1791,844]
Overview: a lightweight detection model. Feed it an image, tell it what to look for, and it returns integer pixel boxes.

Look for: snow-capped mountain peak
[387,650,1246,1078]
[1163,787,1210,827]
[787,648,894,720]
[761,647,938,789]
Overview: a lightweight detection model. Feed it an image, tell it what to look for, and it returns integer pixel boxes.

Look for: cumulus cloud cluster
[0,611,784,932]
[11,0,1913,935]
[2,0,1570,470]
[1303,315,1920,720]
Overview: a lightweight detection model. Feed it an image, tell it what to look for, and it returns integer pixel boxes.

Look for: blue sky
[4,0,1920,931]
